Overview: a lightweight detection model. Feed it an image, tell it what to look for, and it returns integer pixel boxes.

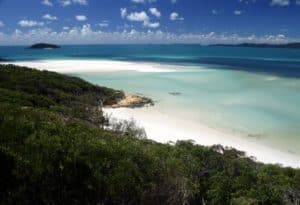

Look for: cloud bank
[0,25,295,45]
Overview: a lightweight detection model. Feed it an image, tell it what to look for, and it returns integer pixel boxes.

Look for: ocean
[1,44,300,166]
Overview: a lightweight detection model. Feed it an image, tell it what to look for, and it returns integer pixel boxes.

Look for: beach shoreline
[2,59,300,168]
[104,106,300,168]
[0,59,177,73]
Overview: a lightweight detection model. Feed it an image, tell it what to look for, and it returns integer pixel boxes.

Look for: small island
[211,42,300,49]
[28,43,61,49]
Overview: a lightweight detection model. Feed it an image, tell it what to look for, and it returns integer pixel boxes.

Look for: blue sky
[0,0,299,44]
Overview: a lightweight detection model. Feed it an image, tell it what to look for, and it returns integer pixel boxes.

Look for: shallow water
[73,66,300,156]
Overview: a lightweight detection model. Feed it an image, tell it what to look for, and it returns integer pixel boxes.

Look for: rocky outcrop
[108,94,154,108]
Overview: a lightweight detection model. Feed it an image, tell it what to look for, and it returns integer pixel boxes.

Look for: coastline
[0,59,177,73]
[2,59,300,168]
[104,106,300,168]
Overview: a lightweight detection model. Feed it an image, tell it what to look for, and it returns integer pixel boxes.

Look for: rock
[109,94,154,108]
[169,92,181,96]
[248,134,261,138]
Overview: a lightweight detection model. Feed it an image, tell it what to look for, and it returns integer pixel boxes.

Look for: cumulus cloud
[149,8,161,18]
[143,21,160,28]
[98,20,109,27]
[170,12,184,21]
[18,20,44,27]
[43,14,58,21]
[121,10,160,28]
[234,10,242,15]
[75,15,87,21]
[73,0,88,5]
[41,0,53,6]
[131,0,144,3]
[127,11,149,22]
[59,0,71,6]
[0,26,294,45]
[0,21,4,27]
[131,0,156,3]
[271,0,290,6]
[59,0,88,7]
[239,0,257,4]
[121,8,127,18]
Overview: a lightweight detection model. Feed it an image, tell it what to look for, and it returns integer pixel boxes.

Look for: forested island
[0,64,300,205]
[211,42,300,49]
[28,43,61,49]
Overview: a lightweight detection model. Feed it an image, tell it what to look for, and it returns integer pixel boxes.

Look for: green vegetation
[0,65,124,127]
[28,43,61,49]
[211,42,300,49]
[0,64,300,205]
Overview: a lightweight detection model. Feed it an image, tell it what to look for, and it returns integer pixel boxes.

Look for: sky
[0,0,299,45]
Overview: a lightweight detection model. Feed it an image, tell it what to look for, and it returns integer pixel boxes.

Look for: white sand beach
[1,60,176,73]
[3,59,300,168]
[104,106,300,168]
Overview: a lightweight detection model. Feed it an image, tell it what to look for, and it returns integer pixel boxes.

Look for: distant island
[211,42,300,49]
[28,43,61,49]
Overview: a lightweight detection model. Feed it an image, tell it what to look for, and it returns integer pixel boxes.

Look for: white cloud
[98,23,109,27]
[121,8,127,18]
[41,0,53,6]
[98,20,109,27]
[59,0,71,6]
[143,21,160,28]
[43,14,58,21]
[170,12,184,21]
[131,0,156,3]
[212,9,218,15]
[12,29,22,36]
[131,0,144,3]
[239,0,257,4]
[0,27,294,45]
[63,26,70,30]
[171,0,177,3]
[0,21,4,27]
[271,0,290,6]
[296,0,300,5]
[73,0,88,5]
[234,10,242,15]
[18,20,44,27]
[127,11,149,22]
[149,8,161,18]
[80,24,93,35]
[75,15,87,21]
[59,0,88,6]
[121,9,159,29]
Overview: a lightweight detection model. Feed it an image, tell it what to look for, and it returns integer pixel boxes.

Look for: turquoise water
[1,45,300,156]
[74,67,300,155]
